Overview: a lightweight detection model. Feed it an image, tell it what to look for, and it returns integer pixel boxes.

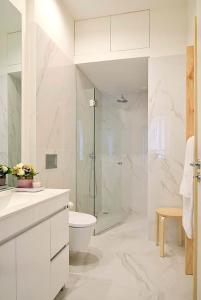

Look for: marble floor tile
[56,213,192,300]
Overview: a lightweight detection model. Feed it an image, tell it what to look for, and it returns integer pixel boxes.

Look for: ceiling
[78,57,148,97]
[63,0,150,20]
[63,0,187,20]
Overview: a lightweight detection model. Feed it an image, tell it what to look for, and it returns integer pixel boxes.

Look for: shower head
[116,94,128,103]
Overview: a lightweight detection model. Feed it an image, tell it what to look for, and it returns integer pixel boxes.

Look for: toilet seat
[69,211,97,228]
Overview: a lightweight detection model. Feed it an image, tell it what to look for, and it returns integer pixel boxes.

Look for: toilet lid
[69,211,97,228]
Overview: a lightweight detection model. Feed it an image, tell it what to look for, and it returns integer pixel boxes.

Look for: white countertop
[0,188,70,220]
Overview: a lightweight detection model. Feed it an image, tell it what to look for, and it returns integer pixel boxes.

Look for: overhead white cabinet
[74,10,150,56]
[111,10,150,51]
[75,17,110,55]
[16,220,50,300]
[0,240,16,300]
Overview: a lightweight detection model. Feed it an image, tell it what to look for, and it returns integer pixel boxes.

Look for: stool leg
[178,217,183,246]
[156,212,159,246]
[159,216,165,257]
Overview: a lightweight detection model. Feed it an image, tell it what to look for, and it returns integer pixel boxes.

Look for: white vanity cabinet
[16,220,50,300]
[0,189,69,300]
[50,209,69,300]
[0,240,16,300]
[50,245,69,300]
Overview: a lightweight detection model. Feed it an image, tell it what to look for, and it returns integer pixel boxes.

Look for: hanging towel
[180,136,194,239]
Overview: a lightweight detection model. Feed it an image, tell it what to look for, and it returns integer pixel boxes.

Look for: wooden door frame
[185,16,198,300]
[193,16,198,300]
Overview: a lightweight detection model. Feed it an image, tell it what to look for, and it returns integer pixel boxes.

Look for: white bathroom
[0,0,201,300]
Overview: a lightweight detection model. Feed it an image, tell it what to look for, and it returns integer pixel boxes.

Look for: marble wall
[76,67,148,224]
[36,26,76,204]
[7,74,21,186]
[121,92,148,214]
[8,74,21,168]
[100,92,148,216]
[148,55,186,240]
[0,75,8,164]
[0,73,21,171]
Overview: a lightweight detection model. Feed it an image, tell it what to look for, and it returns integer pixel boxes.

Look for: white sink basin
[0,188,69,243]
[0,190,13,210]
[0,197,11,210]
[0,189,24,212]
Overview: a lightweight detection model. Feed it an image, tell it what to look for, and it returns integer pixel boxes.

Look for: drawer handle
[50,244,68,261]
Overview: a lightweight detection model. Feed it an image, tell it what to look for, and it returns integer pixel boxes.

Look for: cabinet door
[16,221,50,300]
[50,209,68,258]
[0,240,16,300]
[75,17,110,55]
[50,246,69,300]
[111,10,150,51]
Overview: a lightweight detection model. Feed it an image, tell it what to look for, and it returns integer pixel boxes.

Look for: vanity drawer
[50,209,69,258]
[50,245,69,300]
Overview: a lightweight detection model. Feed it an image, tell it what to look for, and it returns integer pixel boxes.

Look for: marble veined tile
[36,25,76,204]
[0,75,8,164]
[148,55,186,241]
[56,214,191,300]
[100,92,148,216]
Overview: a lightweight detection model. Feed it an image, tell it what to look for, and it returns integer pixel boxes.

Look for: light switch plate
[46,154,57,169]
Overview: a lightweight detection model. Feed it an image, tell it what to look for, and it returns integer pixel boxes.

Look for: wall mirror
[0,0,22,190]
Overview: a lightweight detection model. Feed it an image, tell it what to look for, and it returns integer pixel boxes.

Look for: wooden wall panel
[185,45,195,276]
[186,46,195,140]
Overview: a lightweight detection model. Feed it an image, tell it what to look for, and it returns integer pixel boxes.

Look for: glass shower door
[76,87,95,216]
[76,81,126,234]
[94,89,125,234]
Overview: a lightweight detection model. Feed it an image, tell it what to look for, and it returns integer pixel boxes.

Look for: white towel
[180,136,194,239]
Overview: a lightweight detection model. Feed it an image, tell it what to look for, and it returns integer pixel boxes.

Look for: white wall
[34,0,74,58]
[187,0,196,45]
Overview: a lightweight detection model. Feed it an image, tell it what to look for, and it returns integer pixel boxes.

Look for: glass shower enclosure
[76,85,126,234]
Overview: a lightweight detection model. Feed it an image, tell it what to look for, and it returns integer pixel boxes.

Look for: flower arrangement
[0,164,12,178]
[12,163,37,179]
[0,164,12,186]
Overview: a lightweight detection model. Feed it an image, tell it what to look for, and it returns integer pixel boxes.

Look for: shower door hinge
[89,99,96,107]
[89,153,95,159]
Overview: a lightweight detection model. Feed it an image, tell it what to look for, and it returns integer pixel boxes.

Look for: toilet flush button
[46,154,57,169]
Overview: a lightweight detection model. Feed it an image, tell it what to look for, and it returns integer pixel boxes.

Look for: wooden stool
[156,207,183,257]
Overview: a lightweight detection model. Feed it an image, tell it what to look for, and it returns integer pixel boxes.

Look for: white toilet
[69,211,97,252]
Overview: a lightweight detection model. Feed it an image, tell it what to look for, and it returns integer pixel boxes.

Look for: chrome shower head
[116,94,128,103]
